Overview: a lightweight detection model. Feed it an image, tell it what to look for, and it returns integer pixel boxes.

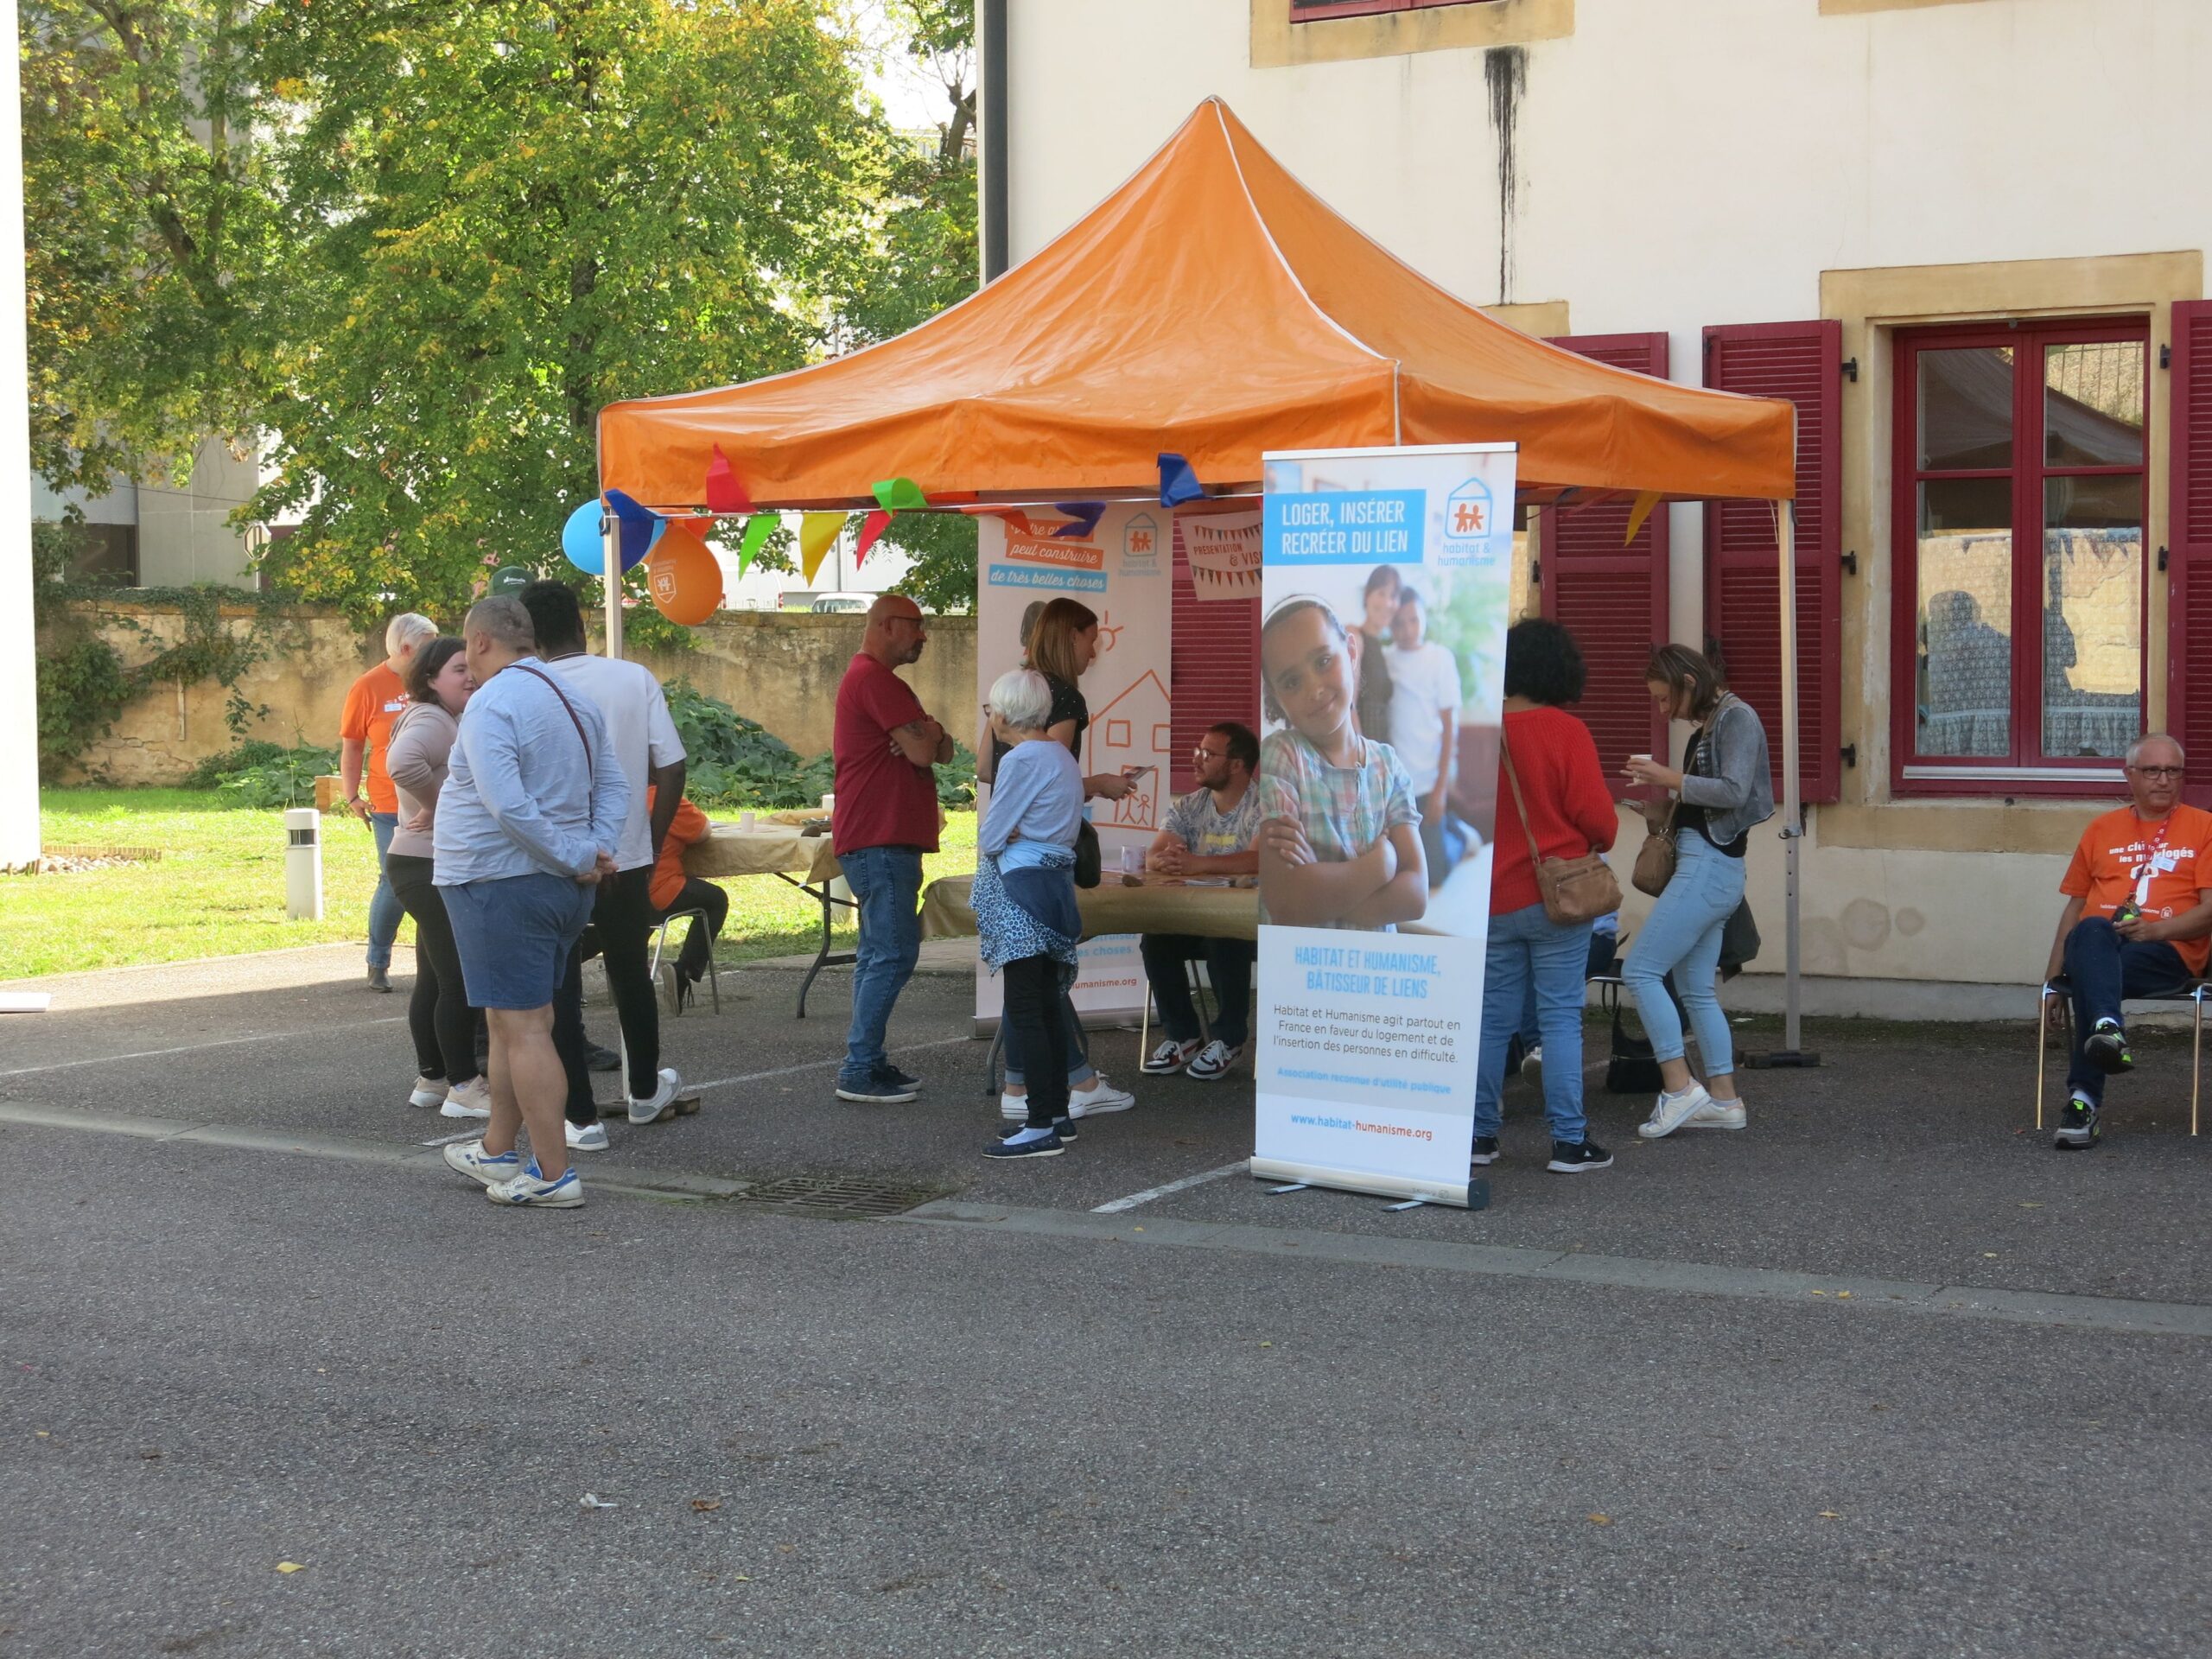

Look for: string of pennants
[557,449,1216,626]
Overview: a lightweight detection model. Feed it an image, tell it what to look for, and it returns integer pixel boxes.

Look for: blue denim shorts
[440,872,595,1010]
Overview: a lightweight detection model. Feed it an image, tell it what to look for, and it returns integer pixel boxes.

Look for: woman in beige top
[382,637,489,1119]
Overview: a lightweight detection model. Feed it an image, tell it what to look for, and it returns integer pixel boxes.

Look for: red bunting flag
[855,509,891,567]
[704,444,751,516]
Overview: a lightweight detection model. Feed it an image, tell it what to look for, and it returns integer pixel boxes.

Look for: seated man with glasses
[2042,734,2212,1149]
[1140,722,1262,1081]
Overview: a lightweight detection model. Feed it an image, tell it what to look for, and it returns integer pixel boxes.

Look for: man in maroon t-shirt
[832,594,954,1103]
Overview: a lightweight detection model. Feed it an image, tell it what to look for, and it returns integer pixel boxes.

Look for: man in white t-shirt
[520,582,689,1142]
[1387,586,1473,887]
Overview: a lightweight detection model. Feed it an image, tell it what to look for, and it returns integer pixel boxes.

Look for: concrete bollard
[284,806,325,921]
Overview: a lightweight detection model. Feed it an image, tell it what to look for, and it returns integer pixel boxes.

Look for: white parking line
[1091,1160,1249,1214]
[0,1018,410,1079]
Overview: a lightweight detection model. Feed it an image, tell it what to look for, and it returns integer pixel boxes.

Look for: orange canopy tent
[596,98,1796,512]
[596,96,1815,1058]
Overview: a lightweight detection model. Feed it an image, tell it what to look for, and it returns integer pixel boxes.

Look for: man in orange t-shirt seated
[645,785,727,1008]
[2043,734,2212,1149]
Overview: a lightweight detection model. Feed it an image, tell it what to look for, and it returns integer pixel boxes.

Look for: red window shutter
[1703,321,1844,804]
[2171,301,2212,809]
[1540,333,1671,777]
[1169,515,1262,794]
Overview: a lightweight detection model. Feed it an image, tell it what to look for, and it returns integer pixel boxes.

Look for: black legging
[385,854,480,1086]
[1001,953,1071,1130]
[553,863,661,1123]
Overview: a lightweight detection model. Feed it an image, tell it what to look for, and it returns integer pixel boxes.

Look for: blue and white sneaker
[486,1162,584,1207]
[984,1127,1065,1159]
[442,1140,520,1188]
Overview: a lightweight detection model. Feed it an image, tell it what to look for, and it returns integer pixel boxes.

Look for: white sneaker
[566,1119,609,1152]
[440,1077,493,1120]
[1142,1038,1200,1075]
[408,1075,450,1109]
[999,1090,1031,1122]
[1684,1094,1748,1130]
[628,1067,681,1125]
[442,1139,522,1188]
[1638,1083,1716,1141]
[486,1163,584,1208]
[1185,1039,1243,1082]
[1069,1076,1135,1117]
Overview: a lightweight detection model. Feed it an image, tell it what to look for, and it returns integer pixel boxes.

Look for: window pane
[2044,341,2145,467]
[1917,346,2014,471]
[2042,475,2142,759]
[1916,480,2012,757]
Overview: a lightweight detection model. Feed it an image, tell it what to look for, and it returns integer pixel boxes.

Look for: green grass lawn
[3,789,976,981]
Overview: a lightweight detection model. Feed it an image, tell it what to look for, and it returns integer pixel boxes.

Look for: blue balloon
[562,499,606,575]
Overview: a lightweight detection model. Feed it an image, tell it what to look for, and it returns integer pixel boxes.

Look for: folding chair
[2035,976,2209,1135]
[648,908,721,1016]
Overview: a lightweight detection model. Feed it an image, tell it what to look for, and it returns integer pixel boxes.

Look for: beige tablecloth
[683,823,842,886]
[920,874,1258,943]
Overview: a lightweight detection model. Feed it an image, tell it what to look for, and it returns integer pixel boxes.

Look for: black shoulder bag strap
[511,664,594,772]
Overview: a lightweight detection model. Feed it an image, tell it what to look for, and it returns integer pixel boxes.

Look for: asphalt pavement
[3,945,2209,1656]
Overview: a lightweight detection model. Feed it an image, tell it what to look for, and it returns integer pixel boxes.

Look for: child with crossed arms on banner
[1253,596,1427,931]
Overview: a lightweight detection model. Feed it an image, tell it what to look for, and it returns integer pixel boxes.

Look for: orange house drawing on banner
[1087,669,1173,830]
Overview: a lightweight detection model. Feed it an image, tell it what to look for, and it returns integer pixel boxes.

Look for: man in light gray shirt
[433,596,626,1210]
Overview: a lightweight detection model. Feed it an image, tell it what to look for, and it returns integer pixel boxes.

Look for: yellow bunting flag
[1623,491,1662,546]
[798,512,846,586]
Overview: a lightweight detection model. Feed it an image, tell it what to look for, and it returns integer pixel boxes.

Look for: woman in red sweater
[1475,620,1620,1173]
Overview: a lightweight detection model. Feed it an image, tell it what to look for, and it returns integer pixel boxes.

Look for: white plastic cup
[1121,846,1141,874]
[740,811,757,830]
[821,793,836,812]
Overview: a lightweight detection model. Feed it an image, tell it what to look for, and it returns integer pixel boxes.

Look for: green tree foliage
[248,0,887,622]
[21,2,283,492]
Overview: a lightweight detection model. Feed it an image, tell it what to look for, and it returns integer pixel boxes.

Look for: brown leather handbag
[1630,800,1677,898]
[1501,739,1623,925]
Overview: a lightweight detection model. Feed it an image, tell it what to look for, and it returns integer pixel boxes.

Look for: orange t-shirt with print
[645,785,711,911]
[2060,803,2212,976]
[339,662,409,814]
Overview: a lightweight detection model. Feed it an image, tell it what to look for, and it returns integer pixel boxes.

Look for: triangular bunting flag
[602,489,659,570]
[704,444,751,516]
[1623,491,1662,545]
[736,513,778,577]
[1051,501,1106,540]
[798,512,845,585]
[855,510,891,567]
[1158,453,1203,508]
[871,477,929,513]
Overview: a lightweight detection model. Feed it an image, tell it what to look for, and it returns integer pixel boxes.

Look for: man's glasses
[2130,765,2185,779]
[1192,747,1227,760]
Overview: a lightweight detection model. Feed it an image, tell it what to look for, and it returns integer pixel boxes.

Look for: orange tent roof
[598,99,1796,512]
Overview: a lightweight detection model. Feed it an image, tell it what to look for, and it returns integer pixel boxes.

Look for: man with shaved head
[2043,734,2212,1149]
[830,594,955,1103]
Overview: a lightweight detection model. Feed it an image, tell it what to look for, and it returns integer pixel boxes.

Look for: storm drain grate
[741,1176,942,1218]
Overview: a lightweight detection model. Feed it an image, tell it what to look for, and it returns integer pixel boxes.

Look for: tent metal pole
[597,423,623,661]
[1777,499,1802,1053]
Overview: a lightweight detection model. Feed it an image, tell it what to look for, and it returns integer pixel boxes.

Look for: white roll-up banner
[1251,445,1518,1209]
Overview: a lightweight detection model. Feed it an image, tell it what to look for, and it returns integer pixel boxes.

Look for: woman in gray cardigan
[1621,645,1774,1140]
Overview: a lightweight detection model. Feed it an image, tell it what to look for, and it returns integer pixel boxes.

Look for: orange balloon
[647,518,721,626]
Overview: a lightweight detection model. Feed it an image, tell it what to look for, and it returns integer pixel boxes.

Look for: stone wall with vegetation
[38,599,977,786]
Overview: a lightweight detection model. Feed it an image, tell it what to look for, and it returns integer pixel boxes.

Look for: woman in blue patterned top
[975,667,1086,1159]
[1254,597,1427,931]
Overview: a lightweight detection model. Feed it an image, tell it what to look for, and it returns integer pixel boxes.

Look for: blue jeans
[1477,903,1592,1144]
[838,845,924,1084]
[2062,916,2192,1105]
[1622,830,1746,1076]
[367,810,404,970]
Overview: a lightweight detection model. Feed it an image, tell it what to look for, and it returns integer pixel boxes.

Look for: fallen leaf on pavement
[276,1561,307,1573]
[692,1499,722,1513]
[1817,1511,1840,1520]
[1588,1514,1611,1525]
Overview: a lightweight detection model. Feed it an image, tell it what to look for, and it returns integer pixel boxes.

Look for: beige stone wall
[41,598,375,785]
[44,601,979,785]
[620,612,976,760]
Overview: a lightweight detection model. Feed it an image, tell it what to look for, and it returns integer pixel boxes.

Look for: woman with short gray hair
[975,666,1086,1159]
